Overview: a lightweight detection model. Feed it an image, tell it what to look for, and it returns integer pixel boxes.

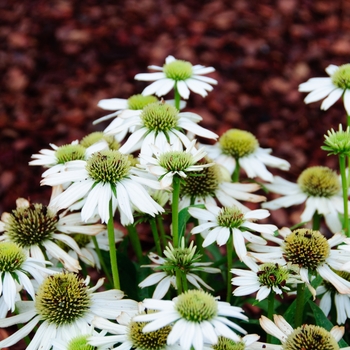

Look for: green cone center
[67,335,94,350]
[212,337,245,350]
[0,242,26,272]
[257,263,289,288]
[331,64,350,90]
[163,59,193,81]
[217,207,245,228]
[55,144,86,164]
[80,132,120,150]
[159,151,193,172]
[127,94,158,110]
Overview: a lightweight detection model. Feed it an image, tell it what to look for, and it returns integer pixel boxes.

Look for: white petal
[97,98,128,111]
[320,88,343,110]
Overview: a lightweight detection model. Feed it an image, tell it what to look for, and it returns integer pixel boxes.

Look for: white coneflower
[138,139,213,189]
[0,241,56,317]
[299,63,350,115]
[41,149,165,225]
[189,204,277,260]
[202,334,264,350]
[262,166,347,233]
[260,314,346,350]
[0,198,104,272]
[203,129,290,183]
[248,228,350,297]
[139,239,220,299]
[0,272,138,349]
[134,289,248,350]
[104,100,218,156]
[134,55,217,99]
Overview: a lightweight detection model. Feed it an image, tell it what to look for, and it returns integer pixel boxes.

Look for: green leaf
[178,204,205,240]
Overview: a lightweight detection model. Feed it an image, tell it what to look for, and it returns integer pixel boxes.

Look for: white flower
[0,241,57,317]
[299,64,350,115]
[0,198,105,273]
[104,101,218,156]
[0,272,138,350]
[262,166,347,233]
[189,204,277,260]
[134,289,248,350]
[260,315,346,349]
[138,139,213,188]
[231,257,301,301]
[202,334,263,350]
[41,150,164,225]
[134,55,217,99]
[89,312,182,350]
[139,239,221,299]
[248,228,350,297]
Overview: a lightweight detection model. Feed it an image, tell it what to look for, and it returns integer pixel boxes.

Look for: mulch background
[0,0,350,347]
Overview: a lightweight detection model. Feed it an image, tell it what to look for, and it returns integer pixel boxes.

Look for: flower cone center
[213,337,245,350]
[0,242,26,272]
[55,144,86,164]
[127,94,158,110]
[283,229,330,270]
[331,64,350,90]
[257,263,289,288]
[163,59,193,81]
[67,335,94,350]
[159,151,193,172]
[80,132,120,150]
[217,207,245,228]
[297,166,340,197]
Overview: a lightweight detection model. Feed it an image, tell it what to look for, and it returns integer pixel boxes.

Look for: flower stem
[176,270,183,295]
[232,159,240,182]
[107,199,120,290]
[339,154,349,237]
[172,176,181,248]
[127,224,143,262]
[91,236,113,284]
[174,84,181,110]
[226,233,233,302]
[312,211,321,231]
[150,217,162,256]
[157,215,168,251]
[295,283,305,327]
[266,291,275,343]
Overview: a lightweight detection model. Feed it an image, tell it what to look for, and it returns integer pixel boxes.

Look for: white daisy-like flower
[41,149,164,225]
[260,314,346,350]
[202,334,265,350]
[0,198,105,272]
[104,100,218,156]
[29,138,109,178]
[299,63,350,115]
[89,312,182,350]
[248,227,350,297]
[139,239,221,299]
[231,257,301,301]
[262,166,348,233]
[179,162,266,213]
[0,272,139,349]
[202,129,290,183]
[0,241,57,317]
[134,55,217,99]
[133,289,248,350]
[188,204,277,260]
[138,139,213,188]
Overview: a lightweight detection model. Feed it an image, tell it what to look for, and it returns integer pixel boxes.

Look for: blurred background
[1,0,349,222]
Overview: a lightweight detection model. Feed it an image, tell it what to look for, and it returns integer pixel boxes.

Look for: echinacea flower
[299,63,350,115]
[41,149,165,225]
[248,228,350,297]
[203,129,290,183]
[139,239,220,299]
[0,241,56,317]
[138,139,213,189]
[202,334,264,350]
[179,161,266,212]
[0,198,105,272]
[104,100,218,156]
[262,166,347,233]
[188,204,277,260]
[134,55,217,99]
[260,314,346,350]
[133,289,248,350]
[0,272,138,349]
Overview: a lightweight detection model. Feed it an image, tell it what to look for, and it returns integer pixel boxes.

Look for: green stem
[295,283,305,327]
[127,224,143,262]
[339,154,349,237]
[266,291,276,343]
[226,233,233,302]
[156,215,168,251]
[176,270,183,295]
[172,176,181,248]
[181,271,188,292]
[107,199,120,290]
[91,236,113,285]
[312,211,322,231]
[150,217,162,256]
[232,159,240,182]
[174,84,181,110]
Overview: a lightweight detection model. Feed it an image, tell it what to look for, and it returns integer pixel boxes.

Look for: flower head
[134,289,248,350]
[139,238,221,299]
[134,55,217,99]
[189,204,277,260]
[41,150,165,225]
[299,63,350,115]
[262,166,345,233]
[322,124,350,156]
[0,272,138,349]
[203,129,290,182]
